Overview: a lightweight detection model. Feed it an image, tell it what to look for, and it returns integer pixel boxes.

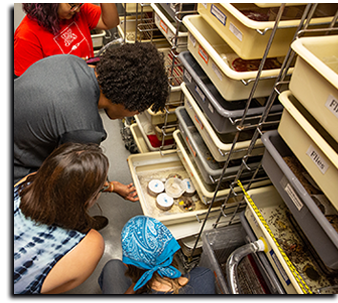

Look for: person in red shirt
[14,3,119,77]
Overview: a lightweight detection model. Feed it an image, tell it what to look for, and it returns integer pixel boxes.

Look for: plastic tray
[146,106,177,126]
[151,3,188,53]
[182,14,289,101]
[127,150,221,226]
[244,185,338,294]
[90,29,105,48]
[181,82,265,162]
[159,3,197,20]
[176,106,262,185]
[178,51,283,133]
[278,90,338,210]
[261,130,338,270]
[130,123,149,153]
[289,35,338,143]
[197,3,338,60]
[199,219,281,294]
[173,129,269,205]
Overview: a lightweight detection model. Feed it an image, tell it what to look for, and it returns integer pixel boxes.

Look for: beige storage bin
[278,91,338,209]
[118,15,170,48]
[181,82,265,162]
[197,3,338,60]
[146,107,177,126]
[127,149,224,226]
[289,35,338,143]
[130,123,150,153]
[134,113,175,152]
[244,185,338,294]
[174,130,269,205]
[90,29,105,48]
[151,3,188,53]
[182,14,289,101]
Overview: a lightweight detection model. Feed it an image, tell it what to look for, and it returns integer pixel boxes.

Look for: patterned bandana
[121,216,182,291]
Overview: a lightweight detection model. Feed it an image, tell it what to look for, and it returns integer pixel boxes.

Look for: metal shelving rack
[186,4,338,289]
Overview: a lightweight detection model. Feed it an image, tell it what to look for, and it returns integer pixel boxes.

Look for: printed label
[201,3,207,9]
[229,22,243,42]
[284,183,303,211]
[325,94,338,119]
[195,85,206,103]
[270,250,291,285]
[198,45,209,65]
[184,70,192,83]
[306,145,329,175]
[186,136,196,157]
[189,33,196,48]
[211,4,226,25]
[212,61,223,81]
[194,114,204,130]
[208,102,214,114]
[160,19,168,34]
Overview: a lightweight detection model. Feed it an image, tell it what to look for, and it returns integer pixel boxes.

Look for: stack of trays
[244,185,338,294]
[196,3,338,60]
[151,3,188,53]
[182,14,292,101]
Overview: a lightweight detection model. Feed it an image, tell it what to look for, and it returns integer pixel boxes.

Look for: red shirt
[14,3,101,76]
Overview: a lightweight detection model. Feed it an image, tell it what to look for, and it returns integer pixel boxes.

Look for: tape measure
[237,180,312,294]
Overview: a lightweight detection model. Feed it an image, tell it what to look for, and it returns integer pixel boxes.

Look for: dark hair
[22,3,60,34]
[18,143,109,233]
[96,42,169,113]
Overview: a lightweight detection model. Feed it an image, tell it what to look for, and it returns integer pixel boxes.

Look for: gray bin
[176,106,262,185]
[178,51,283,134]
[199,218,281,294]
[261,130,338,270]
[159,3,197,20]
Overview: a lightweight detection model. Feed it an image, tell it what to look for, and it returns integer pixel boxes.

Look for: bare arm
[40,229,105,294]
[95,3,119,30]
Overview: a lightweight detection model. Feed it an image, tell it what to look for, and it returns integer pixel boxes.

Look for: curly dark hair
[96,42,169,113]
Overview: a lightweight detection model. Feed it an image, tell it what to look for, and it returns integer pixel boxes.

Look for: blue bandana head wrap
[121,215,182,291]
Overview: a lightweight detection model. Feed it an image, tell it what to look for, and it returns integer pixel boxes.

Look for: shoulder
[40,229,104,294]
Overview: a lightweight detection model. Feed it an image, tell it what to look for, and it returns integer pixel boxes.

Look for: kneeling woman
[14,143,108,294]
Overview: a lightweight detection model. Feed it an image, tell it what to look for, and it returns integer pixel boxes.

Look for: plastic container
[90,29,105,48]
[261,130,338,270]
[151,3,188,53]
[127,149,222,226]
[199,220,280,294]
[178,51,283,134]
[173,129,270,205]
[182,14,288,101]
[145,107,177,127]
[159,3,197,20]
[130,123,149,153]
[289,35,338,143]
[197,3,338,60]
[244,185,338,294]
[181,82,265,162]
[176,106,262,186]
[278,90,338,210]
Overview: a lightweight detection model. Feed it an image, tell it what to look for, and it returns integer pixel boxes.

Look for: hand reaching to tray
[103,181,139,202]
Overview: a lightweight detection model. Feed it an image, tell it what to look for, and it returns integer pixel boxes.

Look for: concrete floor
[63,110,143,294]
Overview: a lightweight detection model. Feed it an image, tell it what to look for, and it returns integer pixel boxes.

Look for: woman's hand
[103,181,139,202]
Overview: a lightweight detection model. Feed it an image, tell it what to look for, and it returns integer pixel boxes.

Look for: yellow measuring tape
[237,180,312,294]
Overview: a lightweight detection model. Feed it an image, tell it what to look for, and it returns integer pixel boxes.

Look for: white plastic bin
[278,90,338,210]
[181,82,265,162]
[182,14,290,101]
[197,3,338,59]
[289,35,338,143]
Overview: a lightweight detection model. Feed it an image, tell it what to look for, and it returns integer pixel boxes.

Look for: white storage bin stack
[131,4,198,153]
[244,20,338,294]
[173,3,338,294]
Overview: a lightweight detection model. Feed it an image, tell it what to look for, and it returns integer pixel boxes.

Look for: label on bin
[159,19,168,34]
[195,85,206,103]
[184,70,192,83]
[229,23,243,42]
[198,45,209,65]
[210,4,226,26]
[284,183,303,211]
[325,94,338,119]
[306,145,329,175]
[269,250,291,286]
[212,61,223,81]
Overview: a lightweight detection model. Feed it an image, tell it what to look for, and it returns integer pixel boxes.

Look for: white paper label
[284,183,303,211]
[211,4,226,25]
[325,94,338,119]
[189,33,196,47]
[229,22,243,42]
[212,61,223,81]
[184,70,192,83]
[201,3,207,9]
[208,102,214,113]
[306,145,329,175]
[195,85,206,103]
